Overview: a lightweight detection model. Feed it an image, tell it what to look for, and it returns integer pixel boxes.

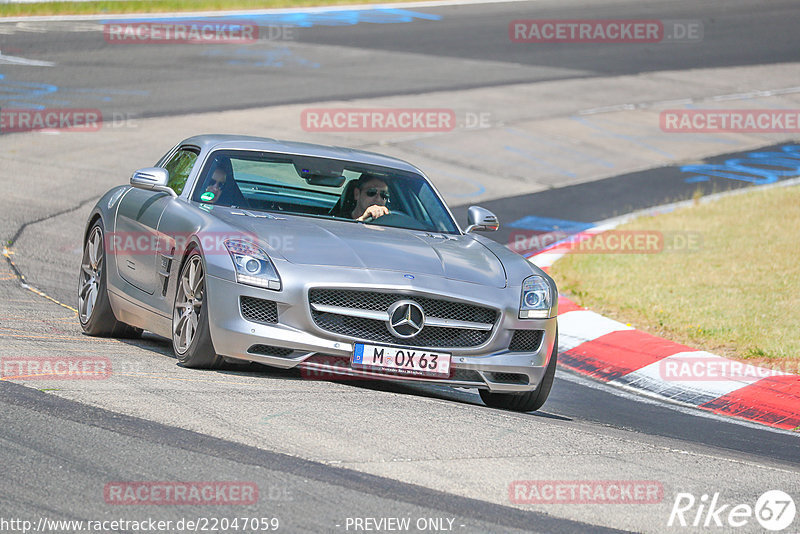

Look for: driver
[351,175,390,221]
[201,167,227,204]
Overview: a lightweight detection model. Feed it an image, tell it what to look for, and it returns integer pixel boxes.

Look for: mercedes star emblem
[386,300,425,338]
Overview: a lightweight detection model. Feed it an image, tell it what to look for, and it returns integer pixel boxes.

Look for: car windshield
[190,149,460,234]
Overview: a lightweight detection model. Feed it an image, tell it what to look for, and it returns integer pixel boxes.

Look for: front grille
[312,314,492,348]
[240,296,278,324]
[310,289,496,323]
[309,289,497,348]
[248,345,294,357]
[508,330,543,352]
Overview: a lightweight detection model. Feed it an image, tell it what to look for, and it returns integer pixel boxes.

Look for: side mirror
[465,206,499,233]
[130,167,177,197]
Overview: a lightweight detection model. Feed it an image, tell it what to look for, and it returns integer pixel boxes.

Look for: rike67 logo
[668,490,796,530]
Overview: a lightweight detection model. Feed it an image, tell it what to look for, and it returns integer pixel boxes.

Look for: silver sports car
[79,135,558,411]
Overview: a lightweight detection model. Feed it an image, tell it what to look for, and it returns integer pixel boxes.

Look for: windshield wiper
[230,209,285,220]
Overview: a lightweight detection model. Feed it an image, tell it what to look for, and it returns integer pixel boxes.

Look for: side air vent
[486,372,528,385]
[240,296,278,324]
[508,330,544,352]
[248,345,294,358]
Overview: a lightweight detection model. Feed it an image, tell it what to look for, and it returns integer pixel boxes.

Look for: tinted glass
[191,150,459,234]
[164,148,199,195]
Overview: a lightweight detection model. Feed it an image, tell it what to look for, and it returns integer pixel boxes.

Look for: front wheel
[172,250,223,368]
[78,220,142,338]
[479,329,558,412]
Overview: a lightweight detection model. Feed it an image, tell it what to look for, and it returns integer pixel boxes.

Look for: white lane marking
[579,85,800,115]
[0,0,535,22]
[0,50,54,66]
[0,21,103,34]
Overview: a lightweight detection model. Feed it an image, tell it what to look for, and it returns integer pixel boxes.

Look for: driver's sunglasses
[365,188,390,200]
[210,177,226,187]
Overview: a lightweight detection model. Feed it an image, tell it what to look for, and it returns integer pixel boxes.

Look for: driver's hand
[357,205,389,221]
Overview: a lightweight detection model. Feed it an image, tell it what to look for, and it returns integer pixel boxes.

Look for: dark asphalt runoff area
[0,0,798,117]
[461,141,800,248]
[0,381,619,534]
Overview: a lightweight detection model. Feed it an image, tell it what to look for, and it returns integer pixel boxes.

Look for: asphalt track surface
[0,381,612,534]
[0,0,798,116]
[2,0,800,532]
[471,141,800,247]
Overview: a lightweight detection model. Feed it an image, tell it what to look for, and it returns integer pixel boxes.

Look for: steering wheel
[360,211,427,230]
[361,210,407,224]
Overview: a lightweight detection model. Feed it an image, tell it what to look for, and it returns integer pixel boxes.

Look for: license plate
[351,343,451,378]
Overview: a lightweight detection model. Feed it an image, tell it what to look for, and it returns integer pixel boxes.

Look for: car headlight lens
[519,276,551,319]
[244,257,261,273]
[224,239,281,290]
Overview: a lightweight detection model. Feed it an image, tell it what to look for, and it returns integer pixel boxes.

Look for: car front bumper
[204,272,557,393]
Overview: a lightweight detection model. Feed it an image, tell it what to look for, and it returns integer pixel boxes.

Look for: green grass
[0,0,411,17]
[550,184,800,369]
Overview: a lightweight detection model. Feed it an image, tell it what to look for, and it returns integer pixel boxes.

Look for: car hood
[211,211,507,288]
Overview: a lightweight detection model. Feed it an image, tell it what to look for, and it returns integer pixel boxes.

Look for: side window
[164,148,199,195]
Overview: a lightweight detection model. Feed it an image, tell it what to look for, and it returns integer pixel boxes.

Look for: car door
[114,147,199,296]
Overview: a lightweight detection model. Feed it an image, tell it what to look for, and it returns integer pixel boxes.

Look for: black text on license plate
[352,344,451,377]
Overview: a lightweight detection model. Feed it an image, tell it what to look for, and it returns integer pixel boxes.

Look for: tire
[78,220,143,338]
[172,249,223,369]
[479,329,558,412]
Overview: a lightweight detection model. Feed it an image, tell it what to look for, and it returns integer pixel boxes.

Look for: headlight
[224,239,281,290]
[519,275,551,319]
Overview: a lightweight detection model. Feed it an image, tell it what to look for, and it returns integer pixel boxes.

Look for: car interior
[190,151,458,233]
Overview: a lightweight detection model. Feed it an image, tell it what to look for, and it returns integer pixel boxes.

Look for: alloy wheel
[78,226,104,323]
[173,255,205,353]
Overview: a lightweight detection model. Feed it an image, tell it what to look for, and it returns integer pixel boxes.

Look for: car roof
[180,134,423,174]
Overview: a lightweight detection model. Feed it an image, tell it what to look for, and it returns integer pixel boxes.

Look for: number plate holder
[351,343,451,378]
